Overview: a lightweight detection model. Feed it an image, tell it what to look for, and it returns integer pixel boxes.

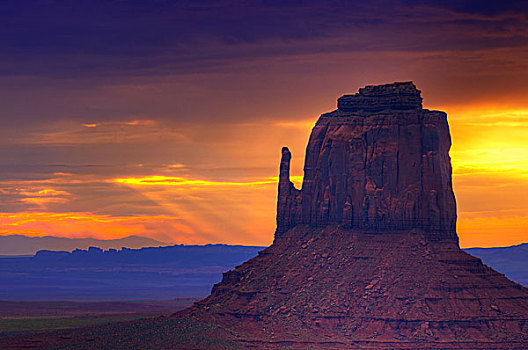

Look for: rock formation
[182,82,528,349]
[277,82,456,240]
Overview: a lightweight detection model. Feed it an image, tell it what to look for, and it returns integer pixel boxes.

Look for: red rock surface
[277,82,456,240]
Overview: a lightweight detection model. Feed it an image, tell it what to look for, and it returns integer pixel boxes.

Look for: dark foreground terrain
[0,299,195,333]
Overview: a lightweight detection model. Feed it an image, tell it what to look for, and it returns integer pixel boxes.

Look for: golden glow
[274,120,314,129]
[3,108,528,248]
[19,189,70,197]
[0,212,193,243]
[458,215,528,248]
[20,197,69,205]
[112,175,305,190]
[124,119,157,126]
[448,107,528,247]
[114,175,274,187]
[450,109,528,176]
[103,174,302,245]
[82,120,156,128]
[18,188,71,207]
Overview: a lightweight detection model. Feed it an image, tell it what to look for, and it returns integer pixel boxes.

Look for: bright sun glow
[111,175,305,189]
[1,109,527,248]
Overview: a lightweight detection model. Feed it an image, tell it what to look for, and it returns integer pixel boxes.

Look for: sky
[1,0,528,248]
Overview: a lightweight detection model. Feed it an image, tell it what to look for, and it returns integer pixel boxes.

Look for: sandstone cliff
[277,82,457,240]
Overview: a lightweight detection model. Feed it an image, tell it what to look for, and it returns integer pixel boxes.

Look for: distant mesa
[31,243,264,267]
[0,234,167,256]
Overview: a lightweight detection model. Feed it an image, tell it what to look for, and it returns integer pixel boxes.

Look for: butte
[179,82,528,349]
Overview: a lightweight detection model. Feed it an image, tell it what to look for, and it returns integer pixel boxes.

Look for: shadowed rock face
[277,82,457,241]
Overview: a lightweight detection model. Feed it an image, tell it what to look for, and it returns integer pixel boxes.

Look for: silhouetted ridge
[33,244,264,267]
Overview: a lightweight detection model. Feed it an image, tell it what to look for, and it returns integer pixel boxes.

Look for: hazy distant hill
[0,235,167,255]
[464,243,528,287]
[33,244,266,267]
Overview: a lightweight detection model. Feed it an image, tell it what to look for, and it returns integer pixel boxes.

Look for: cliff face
[277,82,457,241]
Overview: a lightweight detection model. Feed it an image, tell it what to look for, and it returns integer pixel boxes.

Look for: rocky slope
[184,226,528,348]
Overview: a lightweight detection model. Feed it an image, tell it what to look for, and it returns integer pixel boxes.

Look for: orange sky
[1,103,528,248]
[1,1,528,249]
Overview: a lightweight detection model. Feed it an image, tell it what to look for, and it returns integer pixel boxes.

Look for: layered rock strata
[193,226,528,349]
[277,82,457,241]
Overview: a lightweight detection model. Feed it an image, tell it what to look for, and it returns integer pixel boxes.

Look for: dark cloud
[421,0,528,16]
[1,0,527,77]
